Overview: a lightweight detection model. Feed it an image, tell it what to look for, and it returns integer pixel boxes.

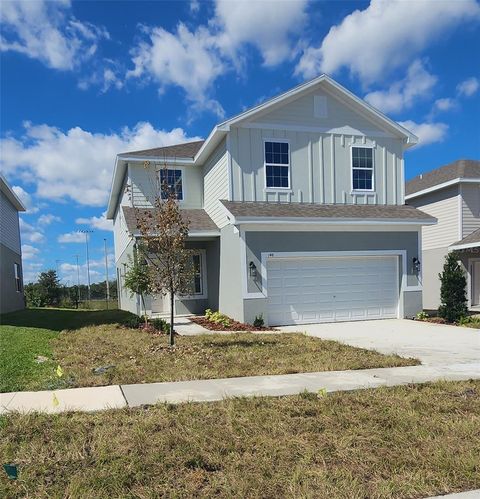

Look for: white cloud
[59,254,114,285]
[21,244,40,260]
[76,211,113,231]
[0,0,109,71]
[399,120,448,148]
[457,77,479,97]
[1,121,200,207]
[128,24,225,117]
[432,98,455,112]
[23,261,44,284]
[19,218,45,243]
[364,60,437,114]
[11,185,39,213]
[38,213,61,225]
[190,0,200,14]
[213,0,308,67]
[58,231,85,243]
[295,0,480,84]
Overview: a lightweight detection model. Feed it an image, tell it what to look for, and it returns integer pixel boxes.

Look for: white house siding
[229,126,403,206]
[0,190,22,254]
[113,206,132,265]
[129,161,203,209]
[409,186,460,250]
[461,183,480,238]
[203,138,228,227]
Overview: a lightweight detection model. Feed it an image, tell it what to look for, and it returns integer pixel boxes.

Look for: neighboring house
[406,160,480,310]
[107,75,436,326]
[0,174,26,314]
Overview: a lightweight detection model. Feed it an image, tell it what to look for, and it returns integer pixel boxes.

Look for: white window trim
[467,257,480,308]
[350,144,375,193]
[157,166,186,204]
[179,249,208,300]
[263,138,291,191]
[14,262,21,293]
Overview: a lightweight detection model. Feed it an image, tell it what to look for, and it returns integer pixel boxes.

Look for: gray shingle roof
[119,140,205,159]
[406,159,480,196]
[221,201,436,222]
[122,206,218,234]
[451,228,480,248]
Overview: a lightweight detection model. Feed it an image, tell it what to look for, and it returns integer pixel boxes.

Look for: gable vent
[314,95,327,118]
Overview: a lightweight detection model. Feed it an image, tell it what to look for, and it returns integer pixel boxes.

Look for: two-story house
[406,160,480,310]
[1,174,26,314]
[107,75,436,326]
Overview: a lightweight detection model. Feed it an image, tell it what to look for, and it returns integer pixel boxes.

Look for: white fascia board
[117,156,194,165]
[0,173,26,212]
[405,178,480,200]
[193,127,228,165]
[449,241,480,251]
[106,157,125,219]
[132,230,220,238]
[232,217,436,226]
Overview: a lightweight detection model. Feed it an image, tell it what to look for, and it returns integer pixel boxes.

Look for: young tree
[123,255,152,323]
[438,252,467,322]
[133,165,194,346]
[38,270,61,306]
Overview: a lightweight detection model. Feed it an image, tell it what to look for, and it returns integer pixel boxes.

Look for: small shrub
[416,311,429,321]
[150,318,170,333]
[458,316,480,326]
[204,309,231,328]
[123,315,143,329]
[253,314,264,327]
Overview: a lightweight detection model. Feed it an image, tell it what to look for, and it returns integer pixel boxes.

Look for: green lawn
[0,308,133,392]
[1,380,479,498]
[1,308,418,393]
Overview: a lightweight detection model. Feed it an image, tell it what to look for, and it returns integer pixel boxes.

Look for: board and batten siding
[203,138,228,227]
[113,206,132,264]
[229,126,403,206]
[409,186,460,250]
[0,190,22,255]
[461,183,480,238]
[128,162,203,209]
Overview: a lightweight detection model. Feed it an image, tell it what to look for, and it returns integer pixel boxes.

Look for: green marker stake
[3,464,18,480]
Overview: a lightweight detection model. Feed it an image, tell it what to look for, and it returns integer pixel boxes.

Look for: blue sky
[1,0,479,284]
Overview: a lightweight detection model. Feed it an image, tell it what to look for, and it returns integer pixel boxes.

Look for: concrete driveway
[278,319,480,366]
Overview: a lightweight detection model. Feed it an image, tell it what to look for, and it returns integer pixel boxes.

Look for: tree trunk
[141,294,147,324]
[169,290,175,347]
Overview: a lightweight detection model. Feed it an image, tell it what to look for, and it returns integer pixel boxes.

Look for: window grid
[160,169,183,200]
[192,254,202,295]
[352,147,373,191]
[265,141,290,189]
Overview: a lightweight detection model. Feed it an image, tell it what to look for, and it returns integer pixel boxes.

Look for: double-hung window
[265,141,290,189]
[352,147,374,191]
[14,263,21,292]
[192,254,203,295]
[160,169,183,200]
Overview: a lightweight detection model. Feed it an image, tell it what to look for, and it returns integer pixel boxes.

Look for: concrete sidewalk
[1,362,478,414]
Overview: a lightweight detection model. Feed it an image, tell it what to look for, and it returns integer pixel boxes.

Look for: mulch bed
[190,316,274,332]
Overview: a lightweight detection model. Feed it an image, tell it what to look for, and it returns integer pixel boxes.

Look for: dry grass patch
[1,380,479,498]
[52,325,418,387]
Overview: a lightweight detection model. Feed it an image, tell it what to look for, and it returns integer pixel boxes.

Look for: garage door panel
[267,255,399,326]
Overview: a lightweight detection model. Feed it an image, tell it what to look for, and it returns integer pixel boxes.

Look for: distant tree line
[24,270,117,308]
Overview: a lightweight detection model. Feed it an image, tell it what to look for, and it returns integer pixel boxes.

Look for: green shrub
[416,311,429,321]
[458,316,480,326]
[438,252,467,323]
[253,314,264,327]
[122,315,143,329]
[150,318,170,333]
[205,309,231,328]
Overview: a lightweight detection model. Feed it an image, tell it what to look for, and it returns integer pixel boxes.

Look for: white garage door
[267,255,399,326]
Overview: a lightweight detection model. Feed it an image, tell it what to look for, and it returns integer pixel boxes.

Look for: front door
[472,261,480,306]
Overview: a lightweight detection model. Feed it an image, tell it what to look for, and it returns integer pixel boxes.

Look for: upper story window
[352,147,374,191]
[160,169,183,200]
[14,263,21,292]
[265,141,290,189]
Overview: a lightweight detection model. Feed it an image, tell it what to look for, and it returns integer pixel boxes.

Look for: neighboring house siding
[461,184,480,238]
[113,207,131,264]
[0,243,25,314]
[409,186,459,250]
[229,126,403,206]
[0,190,22,254]
[203,138,228,227]
[129,162,203,209]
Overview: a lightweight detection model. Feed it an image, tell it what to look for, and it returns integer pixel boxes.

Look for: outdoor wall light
[413,257,421,273]
[249,261,257,278]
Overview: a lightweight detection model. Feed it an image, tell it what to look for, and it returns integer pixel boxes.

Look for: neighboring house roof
[119,140,205,160]
[0,174,26,212]
[107,74,419,218]
[122,206,218,234]
[220,201,436,224]
[450,228,480,250]
[405,159,480,199]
